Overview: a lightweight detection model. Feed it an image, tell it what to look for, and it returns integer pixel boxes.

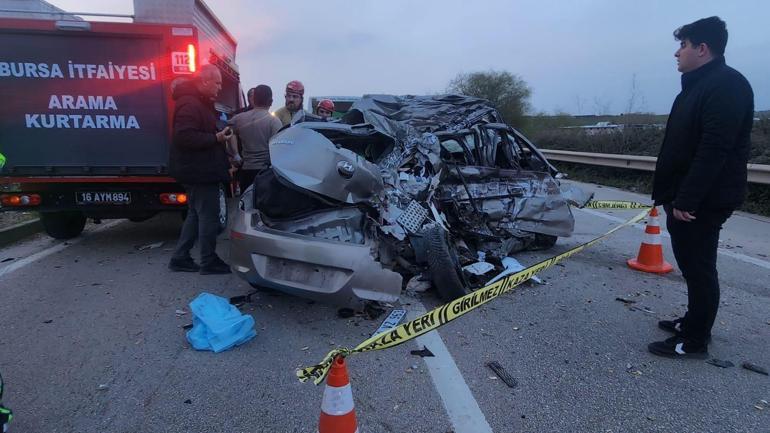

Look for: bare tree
[623,74,648,119]
[593,97,612,116]
[622,74,649,147]
[574,95,586,115]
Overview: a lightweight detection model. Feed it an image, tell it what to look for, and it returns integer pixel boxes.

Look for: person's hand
[216,127,233,143]
[673,208,696,222]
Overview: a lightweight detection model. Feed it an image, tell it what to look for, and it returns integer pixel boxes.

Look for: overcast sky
[50,0,770,115]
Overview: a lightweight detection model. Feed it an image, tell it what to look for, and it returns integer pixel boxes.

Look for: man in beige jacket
[228,85,283,192]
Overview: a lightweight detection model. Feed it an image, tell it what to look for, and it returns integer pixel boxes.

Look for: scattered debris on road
[139,241,164,250]
[705,358,734,369]
[625,363,644,376]
[229,290,260,306]
[629,305,656,314]
[615,297,637,305]
[410,346,434,358]
[742,362,769,376]
[487,257,543,285]
[136,241,164,251]
[486,361,517,388]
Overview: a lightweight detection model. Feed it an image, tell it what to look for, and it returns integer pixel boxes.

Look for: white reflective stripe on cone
[643,233,662,245]
[648,216,660,227]
[321,384,355,415]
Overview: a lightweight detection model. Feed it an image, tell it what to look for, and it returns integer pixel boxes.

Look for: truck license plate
[76,191,131,205]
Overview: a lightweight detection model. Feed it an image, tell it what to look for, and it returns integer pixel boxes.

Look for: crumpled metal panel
[343,95,497,171]
[501,196,574,236]
[269,127,384,204]
[436,167,575,237]
[266,207,366,244]
[560,182,595,207]
[343,94,500,136]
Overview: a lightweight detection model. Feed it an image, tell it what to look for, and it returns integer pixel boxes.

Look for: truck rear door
[0,19,196,176]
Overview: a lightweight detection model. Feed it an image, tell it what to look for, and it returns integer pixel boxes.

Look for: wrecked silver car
[229,95,590,307]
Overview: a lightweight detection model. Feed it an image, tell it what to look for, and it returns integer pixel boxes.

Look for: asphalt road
[0,181,768,433]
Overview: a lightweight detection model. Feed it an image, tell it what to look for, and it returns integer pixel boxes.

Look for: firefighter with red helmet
[273,80,305,127]
[315,99,335,120]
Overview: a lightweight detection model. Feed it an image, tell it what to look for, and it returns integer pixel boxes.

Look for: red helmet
[285,80,304,96]
[317,99,335,112]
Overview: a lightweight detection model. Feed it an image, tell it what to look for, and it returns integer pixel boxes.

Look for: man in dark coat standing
[649,17,754,358]
[168,64,232,274]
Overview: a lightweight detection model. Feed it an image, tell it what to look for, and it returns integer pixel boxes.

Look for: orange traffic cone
[319,356,359,433]
[627,206,673,274]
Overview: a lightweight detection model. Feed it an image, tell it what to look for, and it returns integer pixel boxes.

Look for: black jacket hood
[173,80,213,107]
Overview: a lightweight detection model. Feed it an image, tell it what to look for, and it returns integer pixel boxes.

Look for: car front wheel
[424,224,469,301]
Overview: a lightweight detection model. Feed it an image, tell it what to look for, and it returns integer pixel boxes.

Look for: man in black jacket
[168,64,232,274]
[649,17,754,358]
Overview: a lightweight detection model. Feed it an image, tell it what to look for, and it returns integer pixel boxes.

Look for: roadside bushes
[531,126,770,216]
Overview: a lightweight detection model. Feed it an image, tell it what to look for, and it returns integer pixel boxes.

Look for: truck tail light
[187,44,197,73]
[1,194,41,206]
[159,193,188,205]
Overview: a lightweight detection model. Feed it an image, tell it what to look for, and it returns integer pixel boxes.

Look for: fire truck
[0,0,242,238]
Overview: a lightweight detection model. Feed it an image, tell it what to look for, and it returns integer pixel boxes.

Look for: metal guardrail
[540,149,770,185]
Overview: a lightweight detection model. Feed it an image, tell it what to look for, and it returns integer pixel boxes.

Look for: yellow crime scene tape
[582,200,651,209]
[296,200,652,384]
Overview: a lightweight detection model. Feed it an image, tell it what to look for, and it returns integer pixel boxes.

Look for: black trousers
[238,168,267,195]
[665,205,732,345]
[172,183,221,266]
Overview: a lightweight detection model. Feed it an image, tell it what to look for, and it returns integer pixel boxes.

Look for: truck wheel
[424,224,469,301]
[40,211,86,239]
[217,185,228,234]
[129,213,156,223]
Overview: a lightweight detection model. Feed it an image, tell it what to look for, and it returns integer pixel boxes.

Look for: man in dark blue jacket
[649,17,754,358]
[168,64,232,275]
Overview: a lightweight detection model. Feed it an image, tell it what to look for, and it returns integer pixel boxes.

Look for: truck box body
[0,1,240,238]
[0,22,176,175]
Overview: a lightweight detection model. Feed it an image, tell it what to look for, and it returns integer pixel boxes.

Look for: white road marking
[0,220,124,278]
[576,207,770,271]
[406,298,493,433]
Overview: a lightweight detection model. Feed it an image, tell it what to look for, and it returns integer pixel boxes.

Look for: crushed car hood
[269,127,384,204]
